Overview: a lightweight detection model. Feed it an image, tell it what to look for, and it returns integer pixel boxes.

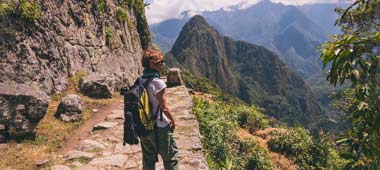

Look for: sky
[144,0,351,25]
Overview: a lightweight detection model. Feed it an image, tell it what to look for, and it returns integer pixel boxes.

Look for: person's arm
[156,88,176,130]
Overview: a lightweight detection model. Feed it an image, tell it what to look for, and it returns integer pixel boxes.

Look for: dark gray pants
[140,125,179,170]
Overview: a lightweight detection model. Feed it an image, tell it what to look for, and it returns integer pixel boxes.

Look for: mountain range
[150,0,347,78]
[166,15,325,128]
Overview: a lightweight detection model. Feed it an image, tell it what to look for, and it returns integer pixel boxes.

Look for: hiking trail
[51,85,208,170]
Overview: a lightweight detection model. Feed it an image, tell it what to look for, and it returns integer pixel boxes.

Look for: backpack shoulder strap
[142,77,155,88]
[134,77,141,85]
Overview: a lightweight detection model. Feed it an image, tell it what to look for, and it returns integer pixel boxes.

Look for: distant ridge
[151,1,347,78]
[166,15,325,128]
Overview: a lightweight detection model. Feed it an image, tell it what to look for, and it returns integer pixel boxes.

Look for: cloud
[145,0,349,25]
[145,0,255,24]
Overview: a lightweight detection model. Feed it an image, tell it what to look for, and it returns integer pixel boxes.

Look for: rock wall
[0,0,151,141]
[0,0,151,94]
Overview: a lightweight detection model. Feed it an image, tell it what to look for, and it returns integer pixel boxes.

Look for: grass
[116,6,133,31]
[96,0,107,13]
[105,25,117,48]
[0,71,121,169]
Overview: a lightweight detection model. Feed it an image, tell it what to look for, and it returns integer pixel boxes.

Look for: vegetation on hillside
[116,6,133,31]
[166,15,325,131]
[193,98,274,169]
[122,0,151,50]
[320,0,380,168]
[0,0,42,50]
[92,0,150,50]
[193,96,345,169]
[0,0,43,23]
[179,69,243,104]
[268,127,345,169]
[189,71,344,169]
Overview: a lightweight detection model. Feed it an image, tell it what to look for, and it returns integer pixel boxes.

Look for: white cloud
[145,0,349,25]
[146,0,257,24]
[271,0,346,5]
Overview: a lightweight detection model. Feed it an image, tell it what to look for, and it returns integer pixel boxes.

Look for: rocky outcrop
[55,94,83,122]
[0,83,50,141]
[167,15,324,128]
[0,0,151,95]
[79,74,119,99]
[167,68,183,87]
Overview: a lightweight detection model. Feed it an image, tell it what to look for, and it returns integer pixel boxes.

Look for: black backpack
[122,77,158,145]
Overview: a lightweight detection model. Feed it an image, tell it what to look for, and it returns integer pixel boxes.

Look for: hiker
[140,49,179,170]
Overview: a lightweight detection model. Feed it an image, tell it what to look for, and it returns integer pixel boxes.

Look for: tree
[320,0,380,168]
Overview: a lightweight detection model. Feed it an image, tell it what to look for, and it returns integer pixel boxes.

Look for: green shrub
[96,0,107,13]
[105,26,113,47]
[130,0,150,50]
[193,98,273,169]
[0,2,11,15]
[237,139,273,170]
[235,105,268,133]
[0,0,43,22]
[194,99,238,165]
[116,6,132,30]
[268,127,344,169]
[19,0,43,22]
[181,70,220,95]
[269,127,313,158]
[116,7,128,22]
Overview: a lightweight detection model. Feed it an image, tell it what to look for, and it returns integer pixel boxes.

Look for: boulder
[0,83,50,141]
[55,94,83,122]
[167,68,183,87]
[78,74,120,99]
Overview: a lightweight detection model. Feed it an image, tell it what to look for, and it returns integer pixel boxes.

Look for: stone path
[51,85,208,170]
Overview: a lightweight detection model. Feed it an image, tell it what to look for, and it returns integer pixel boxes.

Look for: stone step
[106,110,124,121]
[93,121,119,131]
[63,150,95,161]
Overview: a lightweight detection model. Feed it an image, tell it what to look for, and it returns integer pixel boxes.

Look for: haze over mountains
[166,15,325,128]
[150,0,347,78]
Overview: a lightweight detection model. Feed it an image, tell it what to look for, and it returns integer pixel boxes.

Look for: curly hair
[141,49,163,68]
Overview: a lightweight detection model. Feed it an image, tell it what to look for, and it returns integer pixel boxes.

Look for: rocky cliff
[167,15,324,127]
[0,0,150,141]
[0,0,150,94]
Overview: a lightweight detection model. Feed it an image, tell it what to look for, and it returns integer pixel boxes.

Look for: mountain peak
[177,15,216,35]
[187,15,208,26]
[170,15,237,95]
[168,16,323,127]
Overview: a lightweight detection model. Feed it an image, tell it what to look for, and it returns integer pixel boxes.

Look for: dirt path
[57,100,123,155]
[50,85,208,170]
